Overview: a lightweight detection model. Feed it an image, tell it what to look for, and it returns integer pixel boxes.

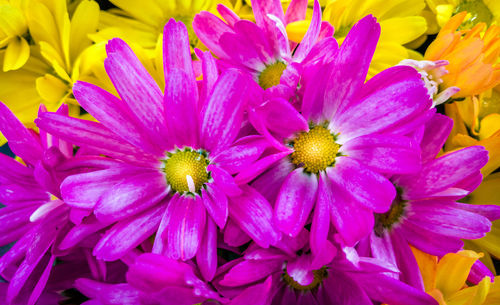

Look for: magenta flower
[214,236,437,305]
[193,0,337,98]
[0,102,117,305]
[363,113,500,290]
[35,20,280,274]
[236,15,432,265]
[75,253,223,305]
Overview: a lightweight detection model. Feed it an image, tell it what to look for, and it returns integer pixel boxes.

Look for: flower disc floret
[374,189,407,236]
[258,61,287,89]
[282,267,328,291]
[290,126,340,174]
[163,149,209,194]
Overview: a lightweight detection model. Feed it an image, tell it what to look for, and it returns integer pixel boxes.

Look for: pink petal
[163,20,196,89]
[401,146,488,200]
[228,185,280,248]
[166,195,206,260]
[341,134,421,174]
[93,205,165,261]
[105,38,169,148]
[201,70,250,153]
[193,11,233,58]
[327,157,395,213]
[73,81,161,155]
[196,217,217,281]
[163,69,199,147]
[0,102,42,165]
[274,168,318,237]
[334,66,431,142]
[293,0,322,62]
[420,113,453,163]
[201,183,228,229]
[323,15,380,121]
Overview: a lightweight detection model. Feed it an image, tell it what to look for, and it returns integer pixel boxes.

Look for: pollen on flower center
[163,149,209,194]
[290,125,340,174]
[455,0,493,28]
[282,267,328,291]
[258,61,287,89]
[374,189,407,236]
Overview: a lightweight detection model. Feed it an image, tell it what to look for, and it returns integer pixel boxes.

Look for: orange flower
[425,11,500,97]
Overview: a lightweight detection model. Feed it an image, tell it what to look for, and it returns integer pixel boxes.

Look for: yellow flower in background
[412,248,500,305]
[425,11,500,98]
[423,0,500,34]
[0,0,29,71]
[286,0,428,78]
[0,0,101,144]
[444,93,500,272]
[90,0,218,51]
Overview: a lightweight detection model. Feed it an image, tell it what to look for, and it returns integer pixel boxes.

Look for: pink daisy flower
[35,20,280,275]
[0,102,118,305]
[362,113,500,290]
[193,0,337,98]
[236,15,434,265]
[214,235,437,305]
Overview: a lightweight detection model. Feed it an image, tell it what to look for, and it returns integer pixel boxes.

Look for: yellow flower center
[374,190,407,236]
[258,61,287,89]
[282,267,327,291]
[290,126,340,174]
[455,0,493,28]
[163,149,209,194]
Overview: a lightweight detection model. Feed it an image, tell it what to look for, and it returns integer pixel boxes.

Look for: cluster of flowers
[1,0,500,304]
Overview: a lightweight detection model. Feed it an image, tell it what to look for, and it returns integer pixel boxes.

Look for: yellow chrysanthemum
[90,0,218,51]
[286,0,428,78]
[425,11,500,98]
[0,0,104,145]
[423,0,500,34]
[0,0,30,71]
[412,248,500,305]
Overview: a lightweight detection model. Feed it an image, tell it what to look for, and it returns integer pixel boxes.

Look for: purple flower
[193,0,337,99]
[214,234,437,305]
[0,102,117,305]
[35,20,280,273]
[75,253,222,305]
[362,113,500,290]
[238,15,432,264]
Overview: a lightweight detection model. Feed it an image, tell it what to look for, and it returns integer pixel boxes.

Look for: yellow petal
[436,4,454,28]
[379,16,428,45]
[69,0,99,63]
[447,276,490,305]
[469,173,500,204]
[35,74,68,107]
[0,132,6,146]
[435,251,482,299]
[0,3,27,37]
[463,240,497,277]
[428,288,448,305]
[3,36,29,71]
[479,114,500,140]
[26,1,60,48]
[109,0,164,27]
[470,221,500,261]
[445,103,469,150]
[477,131,500,176]
[286,20,310,43]
[484,276,500,304]
[39,41,71,82]
[411,246,438,292]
